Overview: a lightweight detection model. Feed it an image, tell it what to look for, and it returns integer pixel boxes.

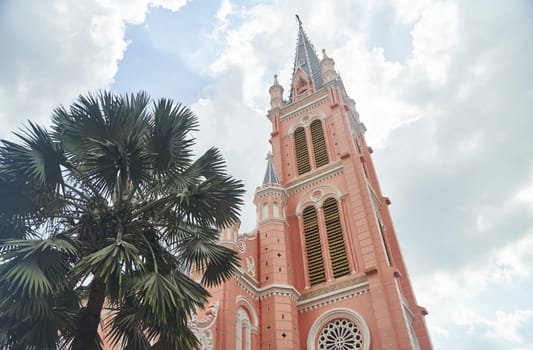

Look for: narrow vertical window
[236,307,251,350]
[262,202,268,220]
[303,206,326,285]
[294,127,311,175]
[323,198,350,278]
[310,120,329,168]
[273,201,280,218]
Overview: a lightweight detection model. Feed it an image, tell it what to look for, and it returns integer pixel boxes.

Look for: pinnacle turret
[320,48,338,83]
[269,74,284,109]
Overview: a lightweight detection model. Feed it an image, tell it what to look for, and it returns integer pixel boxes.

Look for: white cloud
[453,306,533,346]
[409,0,459,85]
[513,180,533,213]
[389,0,432,23]
[0,0,187,139]
[416,232,533,305]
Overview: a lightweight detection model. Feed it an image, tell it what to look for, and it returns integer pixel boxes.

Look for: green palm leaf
[1,91,244,349]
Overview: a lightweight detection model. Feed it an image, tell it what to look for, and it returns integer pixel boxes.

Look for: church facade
[188,22,433,350]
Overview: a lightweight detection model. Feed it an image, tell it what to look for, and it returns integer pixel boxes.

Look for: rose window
[318,318,363,350]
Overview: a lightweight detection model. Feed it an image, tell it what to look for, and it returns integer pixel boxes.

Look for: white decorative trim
[287,110,328,135]
[254,186,288,202]
[295,184,343,216]
[220,231,257,253]
[297,280,369,313]
[234,274,301,302]
[236,307,252,350]
[235,295,259,330]
[280,91,329,122]
[245,256,256,278]
[189,301,220,350]
[307,308,371,350]
[258,284,301,302]
[286,162,344,195]
[257,217,287,226]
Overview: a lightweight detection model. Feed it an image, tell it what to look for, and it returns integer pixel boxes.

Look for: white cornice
[297,280,370,313]
[286,162,344,195]
[280,89,329,122]
[234,272,301,301]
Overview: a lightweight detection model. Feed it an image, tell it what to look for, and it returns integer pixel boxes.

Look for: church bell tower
[256,18,433,349]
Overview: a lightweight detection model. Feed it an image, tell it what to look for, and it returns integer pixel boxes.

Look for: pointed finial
[322,48,328,59]
[273,74,279,85]
[295,14,302,26]
[266,151,273,160]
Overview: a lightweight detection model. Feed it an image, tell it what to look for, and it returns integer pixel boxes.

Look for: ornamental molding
[257,284,301,302]
[220,231,257,253]
[279,89,329,122]
[245,256,256,278]
[257,217,287,226]
[234,273,301,302]
[234,272,369,311]
[254,186,288,202]
[287,110,329,136]
[235,269,260,300]
[295,184,343,216]
[286,162,344,195]
[235,295,259,334]
[297,277,369,313]
[189,301,220,350]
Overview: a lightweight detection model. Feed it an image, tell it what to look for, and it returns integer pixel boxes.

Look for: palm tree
[0,91,244,349]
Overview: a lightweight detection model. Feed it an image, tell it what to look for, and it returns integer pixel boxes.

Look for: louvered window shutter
[303,206,326,285]
[323,198,350,278]
[310,120,329,168]
[294,127,311,175]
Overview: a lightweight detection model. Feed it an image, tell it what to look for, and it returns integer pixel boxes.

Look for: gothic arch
[307,308,371,350]
[236,307,252,350]
[296,184,342,217]
[235,296,259,331]
[288,111,328,136]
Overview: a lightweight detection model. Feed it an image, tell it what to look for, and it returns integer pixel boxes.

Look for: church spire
[289,15,324,102]
[262,152,279,185]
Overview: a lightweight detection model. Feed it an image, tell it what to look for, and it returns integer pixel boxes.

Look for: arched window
[323,198,350,278]
[262,202,268,220]
[310,120,329,168]
[273,201,280,218]
[303,206,326,285]
[236,307,251,350]
[294,127,311,175]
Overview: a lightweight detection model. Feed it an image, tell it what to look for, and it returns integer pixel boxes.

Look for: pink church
[184,21,433,350]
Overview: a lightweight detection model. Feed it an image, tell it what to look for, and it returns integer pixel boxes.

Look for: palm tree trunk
[72,278,107,350]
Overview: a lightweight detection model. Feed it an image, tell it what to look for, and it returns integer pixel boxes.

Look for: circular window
[317,318,363,350]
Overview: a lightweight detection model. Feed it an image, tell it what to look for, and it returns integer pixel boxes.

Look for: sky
[1,0,532,348]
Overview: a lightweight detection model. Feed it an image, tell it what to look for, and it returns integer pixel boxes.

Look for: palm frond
[74,239,141,282]
[149,98,198,174]
[0,121,64,190]
[0,237,77,298]
[174,175,245,228]
[176,235,239,287]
